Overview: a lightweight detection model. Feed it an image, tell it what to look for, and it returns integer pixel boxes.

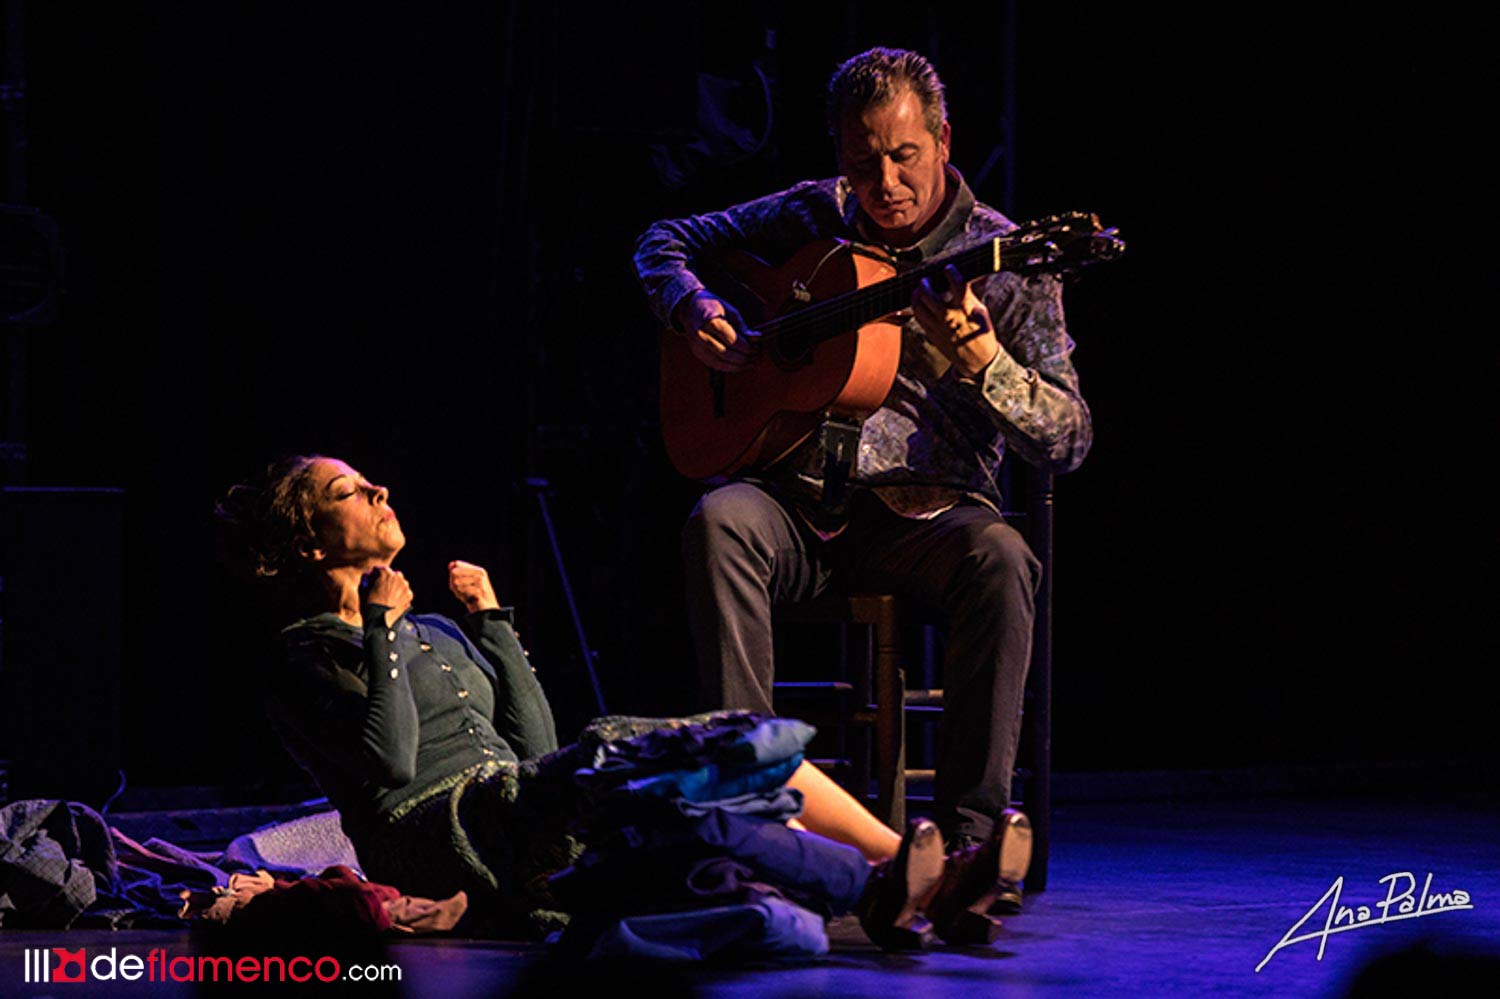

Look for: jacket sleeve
[632,180,837,328]
[273,610,420,787]
[459,608,559,760]
[933,271,1093,474]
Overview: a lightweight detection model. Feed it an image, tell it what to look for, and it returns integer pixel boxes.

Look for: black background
[5,2,1492,797]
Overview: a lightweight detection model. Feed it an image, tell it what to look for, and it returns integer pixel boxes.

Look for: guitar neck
[754,212,1121,348]
[760,238,1001,343]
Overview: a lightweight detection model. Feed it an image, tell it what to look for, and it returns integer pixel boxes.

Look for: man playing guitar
[633,47,1094,912]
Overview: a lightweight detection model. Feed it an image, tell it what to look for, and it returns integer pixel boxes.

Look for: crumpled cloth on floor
[552,800,868,921]
[0,799,117,928]
[1,797,378,930]
[521,712,812,804]
[0,798,192,928]
[221,809,361,878]
[547,714,861,961]
[585,894,830,962]
[555,714,816,791]
[557,715,815,842]
[179,864,466,935]
[556,848,833,961]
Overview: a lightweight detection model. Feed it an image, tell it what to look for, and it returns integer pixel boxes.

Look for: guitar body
[660,239,903,480]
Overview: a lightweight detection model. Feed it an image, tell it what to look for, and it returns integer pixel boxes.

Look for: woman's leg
[786,761,902,862]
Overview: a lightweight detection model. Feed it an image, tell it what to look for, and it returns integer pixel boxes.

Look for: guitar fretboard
[758,238,1001,346]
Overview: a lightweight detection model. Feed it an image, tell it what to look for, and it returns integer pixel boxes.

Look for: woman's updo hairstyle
[214,454,325,579]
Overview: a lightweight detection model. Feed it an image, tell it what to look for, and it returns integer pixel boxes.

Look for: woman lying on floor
[215,455,1029,952]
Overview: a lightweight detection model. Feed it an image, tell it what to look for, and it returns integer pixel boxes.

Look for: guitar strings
[752,227,1099,346]
[754,240,997,346]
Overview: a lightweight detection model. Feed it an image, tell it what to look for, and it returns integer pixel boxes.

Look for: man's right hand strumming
[674,289,759,372]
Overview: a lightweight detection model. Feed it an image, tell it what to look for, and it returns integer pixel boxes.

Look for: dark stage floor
[3,791,1496,997]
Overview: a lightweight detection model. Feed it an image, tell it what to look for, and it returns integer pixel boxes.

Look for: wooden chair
[772,469,1054,890]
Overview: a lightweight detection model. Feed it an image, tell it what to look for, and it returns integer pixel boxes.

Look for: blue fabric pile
[547,715,870,961]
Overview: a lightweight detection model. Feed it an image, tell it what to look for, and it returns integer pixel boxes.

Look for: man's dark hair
[826,47,948,144]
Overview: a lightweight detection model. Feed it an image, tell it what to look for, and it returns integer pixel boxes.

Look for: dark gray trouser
[681,482,1041,842]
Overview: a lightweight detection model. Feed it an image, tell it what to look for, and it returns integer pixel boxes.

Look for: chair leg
[859,595,905,829]
[1023,468,1054,891]
[849,619,873,814]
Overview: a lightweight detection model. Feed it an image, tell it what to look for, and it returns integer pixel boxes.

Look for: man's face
[838,88,951,244]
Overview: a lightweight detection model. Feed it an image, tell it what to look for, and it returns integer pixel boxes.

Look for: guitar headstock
[1005,211,1125,276]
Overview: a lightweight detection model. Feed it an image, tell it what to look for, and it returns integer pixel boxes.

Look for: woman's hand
[448,560,501,613]
[362,566,414,627]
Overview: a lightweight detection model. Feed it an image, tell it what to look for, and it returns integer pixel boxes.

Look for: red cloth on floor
[181,865,466,936]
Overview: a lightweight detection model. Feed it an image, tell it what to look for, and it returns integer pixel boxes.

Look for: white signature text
[1256,871,1473,972]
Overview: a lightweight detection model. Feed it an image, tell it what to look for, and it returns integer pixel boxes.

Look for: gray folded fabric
[222,809,361,878]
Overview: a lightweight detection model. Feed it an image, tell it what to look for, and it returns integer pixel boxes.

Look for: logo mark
[25,948,90,984]
[52,947,87,982]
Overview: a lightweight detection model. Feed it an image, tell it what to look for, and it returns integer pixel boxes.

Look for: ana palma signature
[1256,871,1473,972]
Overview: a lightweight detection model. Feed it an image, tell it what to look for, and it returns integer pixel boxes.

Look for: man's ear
[938,119,952,164]
[297,541,326,564]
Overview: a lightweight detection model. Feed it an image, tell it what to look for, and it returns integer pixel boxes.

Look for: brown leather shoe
[950,830,1026,916]
[928,808,1032,945]
[856,818,947,951]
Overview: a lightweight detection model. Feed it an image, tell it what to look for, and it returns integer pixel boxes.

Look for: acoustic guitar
[659,211,1124,480]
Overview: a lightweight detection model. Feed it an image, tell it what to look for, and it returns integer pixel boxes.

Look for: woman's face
[304,458,405,569]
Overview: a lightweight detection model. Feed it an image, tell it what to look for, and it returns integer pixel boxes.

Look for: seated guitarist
[632,47,1092,911]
